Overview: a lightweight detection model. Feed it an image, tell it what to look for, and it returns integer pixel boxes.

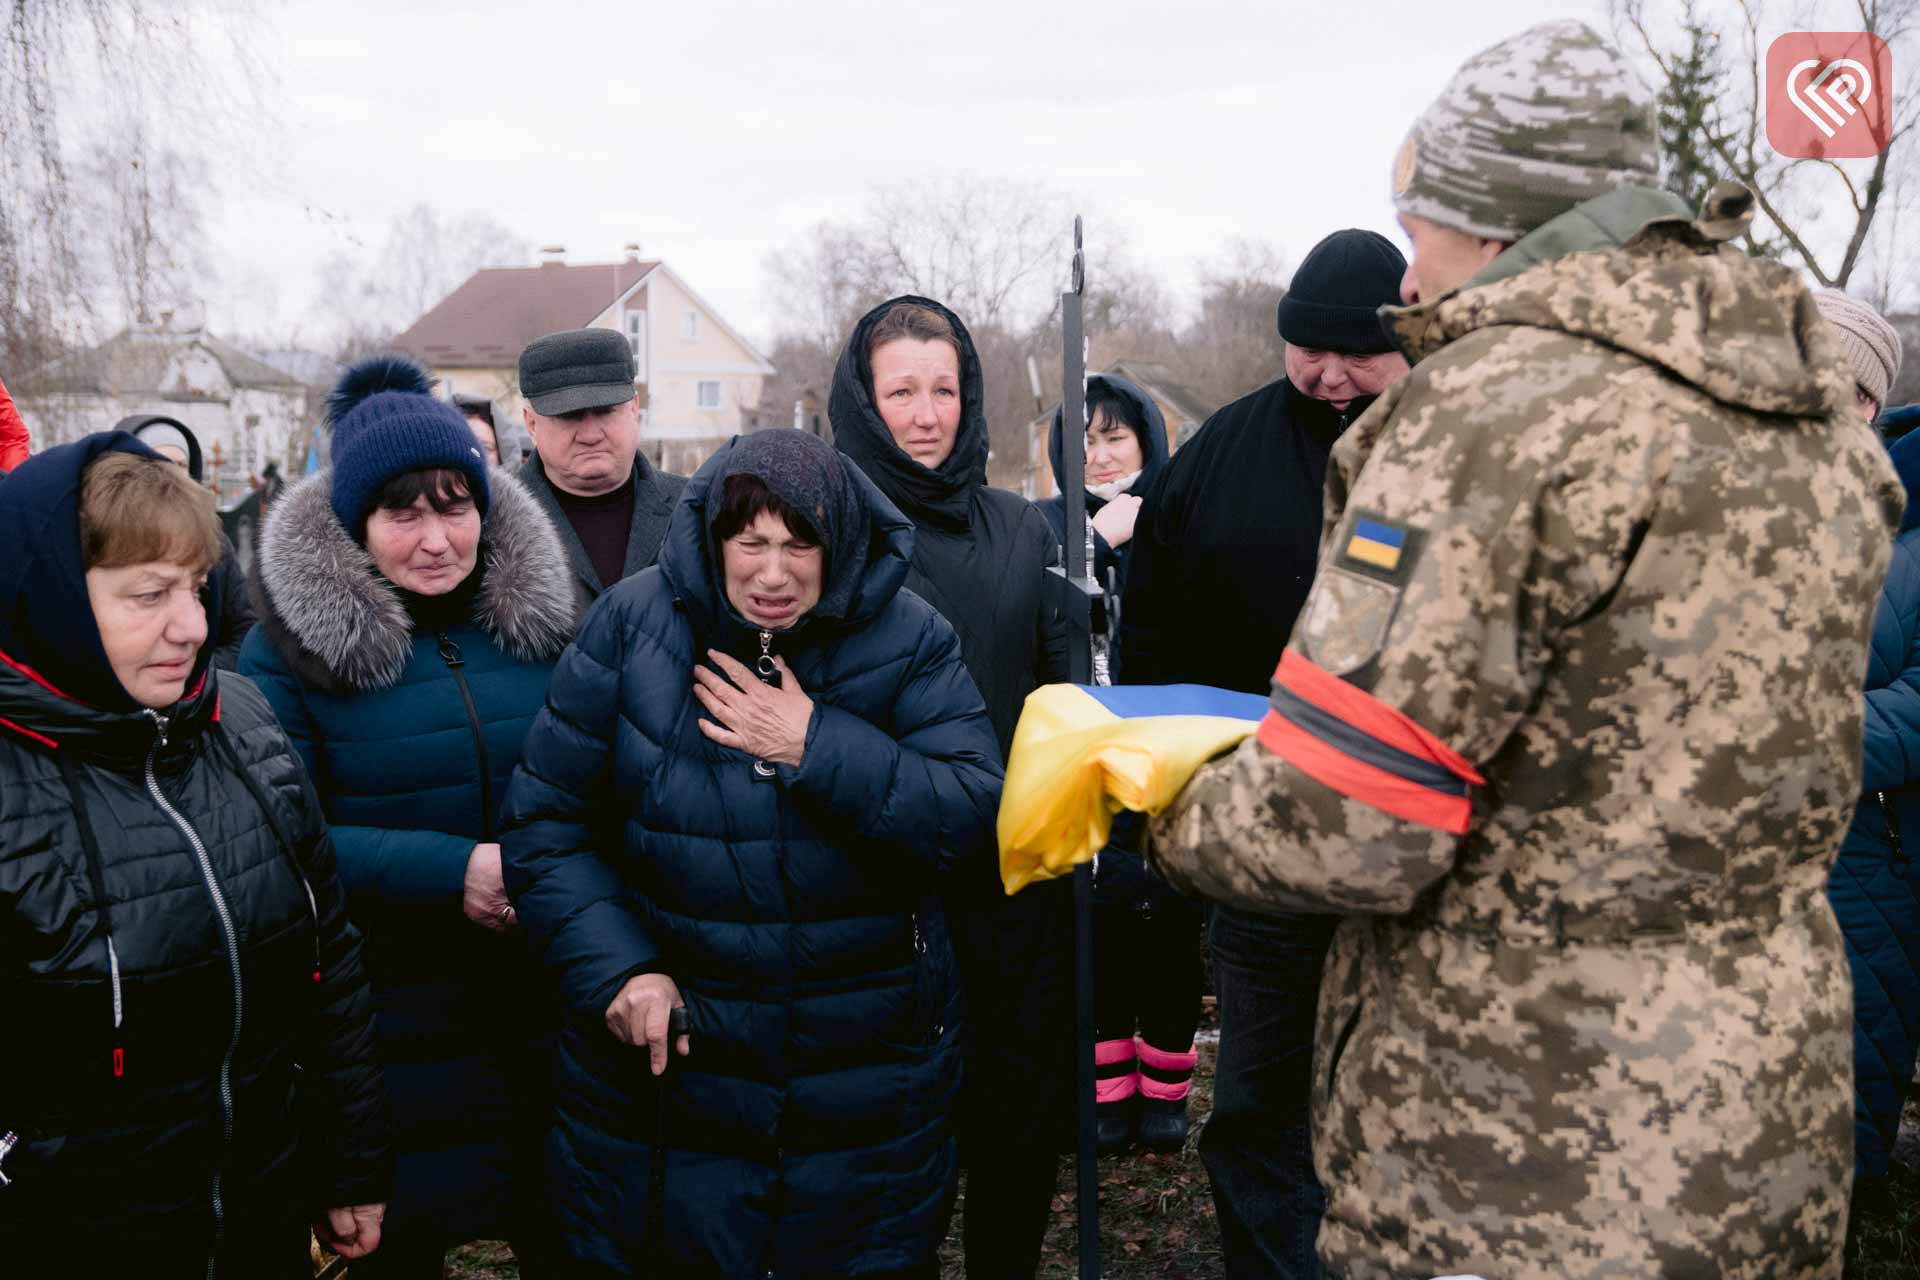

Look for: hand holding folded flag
[996,683,1268,895]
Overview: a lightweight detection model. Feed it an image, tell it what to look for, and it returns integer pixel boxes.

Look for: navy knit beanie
[327,354,491,533]
[1276,229,1408,354]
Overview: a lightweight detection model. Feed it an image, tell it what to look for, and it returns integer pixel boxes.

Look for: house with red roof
[392,247,776,473]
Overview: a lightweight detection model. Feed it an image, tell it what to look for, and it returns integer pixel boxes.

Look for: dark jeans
[1200,905,1339,1280]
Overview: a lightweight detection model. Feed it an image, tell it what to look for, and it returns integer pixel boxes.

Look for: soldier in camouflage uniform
[1149,21,1905,1279]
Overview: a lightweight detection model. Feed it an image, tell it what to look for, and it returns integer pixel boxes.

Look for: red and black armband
[1257,649,1485,835]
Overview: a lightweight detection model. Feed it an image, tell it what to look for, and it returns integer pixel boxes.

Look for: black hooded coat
[1120,377,1379,695]
[1037,372,1170,676]
[830,300,1079,1268]
[829,296,1069,757]
[502,430,1001,1277]
[113,414,259,671]
[1039,376,1180,911]
[0,434,389,1277]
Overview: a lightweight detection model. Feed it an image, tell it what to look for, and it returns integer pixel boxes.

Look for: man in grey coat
[517,328,686,614]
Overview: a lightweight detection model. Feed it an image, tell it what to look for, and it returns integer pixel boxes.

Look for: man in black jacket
[1120,229,1408,1279]
[516,328,687,616]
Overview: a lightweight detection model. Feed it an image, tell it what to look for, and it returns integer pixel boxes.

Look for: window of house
[625,311,648,379]
[682,310,700,341]
[697,380,722,409]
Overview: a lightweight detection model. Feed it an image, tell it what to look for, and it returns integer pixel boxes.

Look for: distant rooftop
[16,326,306,399]
[392,258,658,369]
[254,348,342,388]
[1105,360,1217,428]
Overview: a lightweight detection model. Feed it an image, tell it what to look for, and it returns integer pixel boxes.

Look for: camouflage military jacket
[1150,210,1903,1278]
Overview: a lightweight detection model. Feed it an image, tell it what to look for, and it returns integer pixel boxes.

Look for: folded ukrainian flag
[998,683,1268,895]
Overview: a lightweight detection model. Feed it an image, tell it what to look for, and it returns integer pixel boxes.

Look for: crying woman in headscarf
[501,427,1003,1278]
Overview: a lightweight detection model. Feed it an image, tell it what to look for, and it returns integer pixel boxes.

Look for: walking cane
[1045,215,1104,1280]
[647,1006,692,1261]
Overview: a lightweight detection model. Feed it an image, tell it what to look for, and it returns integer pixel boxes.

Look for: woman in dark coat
[240,357,578,1276]
[1036,373,1169,624]
[829,296,1070,1277]
[502,428,1000,1278]
[0,434,389,1278]
[1038,375,1201,1153]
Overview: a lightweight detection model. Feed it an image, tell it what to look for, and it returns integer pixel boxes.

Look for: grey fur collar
[253,468,579,693]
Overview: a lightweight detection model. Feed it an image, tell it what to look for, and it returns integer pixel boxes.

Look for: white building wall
[14,386,308,503]
[644,272,767,441]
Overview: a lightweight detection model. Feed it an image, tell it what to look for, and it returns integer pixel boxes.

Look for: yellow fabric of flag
[996,683,1266,895]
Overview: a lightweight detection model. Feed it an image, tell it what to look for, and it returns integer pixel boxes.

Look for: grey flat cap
[519,328,638,416]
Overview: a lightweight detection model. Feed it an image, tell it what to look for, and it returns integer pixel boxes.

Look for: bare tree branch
[0,1,266,370]
[1623,0,1920,287]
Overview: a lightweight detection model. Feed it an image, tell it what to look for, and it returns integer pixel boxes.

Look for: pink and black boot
[1094,1037,1138,1152]
[1134,1036,1197,1152]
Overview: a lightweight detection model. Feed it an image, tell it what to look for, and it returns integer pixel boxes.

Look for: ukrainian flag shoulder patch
[1338,512,1420,583]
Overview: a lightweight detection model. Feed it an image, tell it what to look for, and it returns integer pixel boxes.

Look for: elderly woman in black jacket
[830,297,1071,1277]
[0,434,389,1278]
[503,428,1000,1278]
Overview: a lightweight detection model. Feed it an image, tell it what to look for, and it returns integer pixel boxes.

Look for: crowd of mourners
[5,17,1920,1280]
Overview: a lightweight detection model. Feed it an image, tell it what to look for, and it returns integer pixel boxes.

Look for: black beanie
[1276,229,1407,354]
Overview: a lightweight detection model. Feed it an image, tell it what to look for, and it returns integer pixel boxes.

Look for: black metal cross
[1044,215,1104,1280]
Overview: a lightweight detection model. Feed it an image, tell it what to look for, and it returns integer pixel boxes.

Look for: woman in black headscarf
[830,297,1072,1278]
[502,428,1000,1278]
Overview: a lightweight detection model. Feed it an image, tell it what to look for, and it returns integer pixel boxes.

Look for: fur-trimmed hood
[251,467,579,693]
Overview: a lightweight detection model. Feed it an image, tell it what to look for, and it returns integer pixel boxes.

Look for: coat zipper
[1883,791,1907,869]
[143,710,242,1280]
[761,643,794,1280]
[752,630,777,780]
[56,751,128,1080]
[0,1130,16,1187]
[437,632,495,840]
[910,912,933,1043]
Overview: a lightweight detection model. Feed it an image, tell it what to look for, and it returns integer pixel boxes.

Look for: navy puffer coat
[502,431,1001,1278]
[1832,426,1920,1180]
[240,466,578,1248]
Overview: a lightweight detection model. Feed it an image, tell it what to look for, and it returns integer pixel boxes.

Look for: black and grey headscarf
[704,428,873,627]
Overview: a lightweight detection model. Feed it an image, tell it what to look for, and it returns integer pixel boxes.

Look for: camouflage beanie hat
[1392,20,1660,242]
[1814,289,1902,407]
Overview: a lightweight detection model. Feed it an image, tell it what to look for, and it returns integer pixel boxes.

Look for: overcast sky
[195,0,1880,350]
